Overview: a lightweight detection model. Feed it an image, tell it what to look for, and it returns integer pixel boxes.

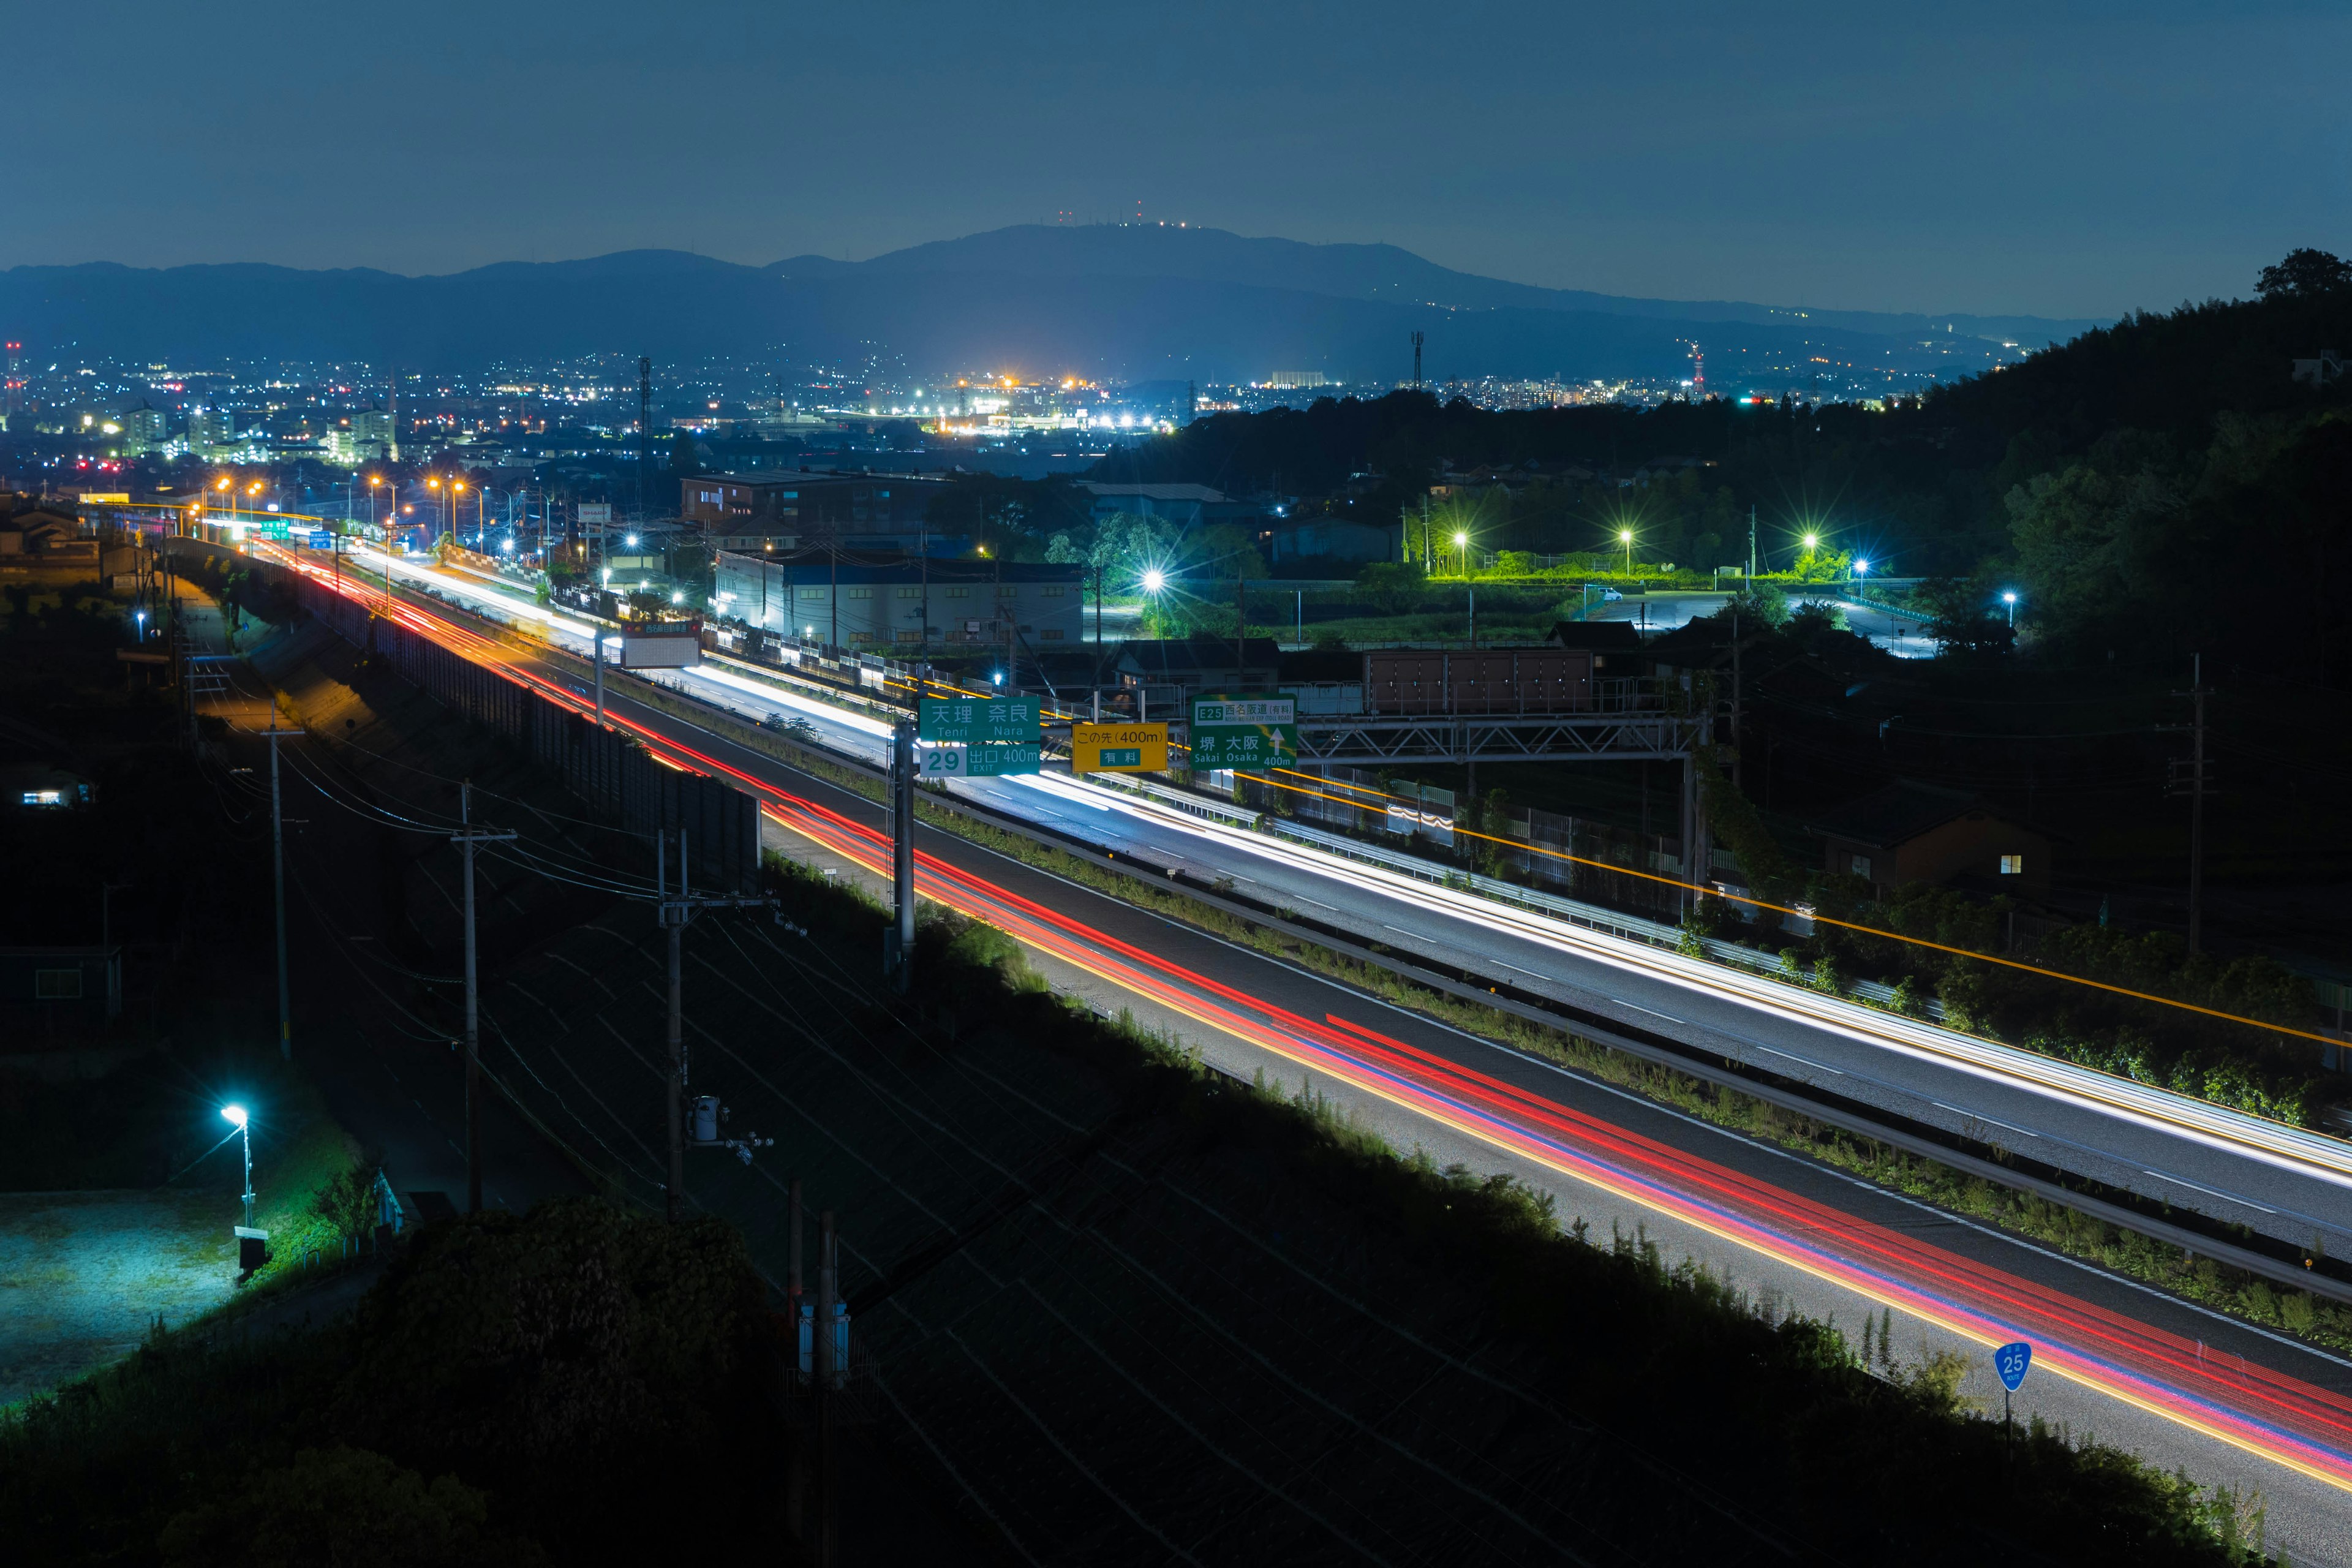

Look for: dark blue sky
[13,1,2343,318]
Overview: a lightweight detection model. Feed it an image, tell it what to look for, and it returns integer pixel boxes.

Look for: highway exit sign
[1189,693,1298,774]
[919,742,1041,779]
[919,695,1041,745]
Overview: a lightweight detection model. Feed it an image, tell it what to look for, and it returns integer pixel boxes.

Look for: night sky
[12,0,2345,317]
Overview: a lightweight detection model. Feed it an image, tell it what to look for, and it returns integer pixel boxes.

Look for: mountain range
[0,225,2109,388]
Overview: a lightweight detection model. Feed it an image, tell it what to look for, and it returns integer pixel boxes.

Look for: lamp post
[1452,530,1469,579]
[2002,589,2019,627]
[221,1104,254,1228]
[1618,527,1633,578]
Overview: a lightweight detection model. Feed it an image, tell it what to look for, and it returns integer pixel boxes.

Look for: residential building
[0,944,122,1040]
[680,471,956,554]
[118,401,164,456]
[1113,636,1286,696]
[1077,483,1242,527]
[1806,780,2052,896]
[188,406,239,452]
[1267,516,1397,565]
[710,548,1082,650]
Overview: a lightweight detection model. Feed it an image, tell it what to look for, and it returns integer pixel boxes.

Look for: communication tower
[1690,344,1705,399]
[1411,331,1424,391]
[4,341,19,423]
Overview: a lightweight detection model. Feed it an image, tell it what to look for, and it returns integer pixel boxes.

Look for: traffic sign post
[919,695,1041,745]
[918,741,1041,779]
[1072,722,1169,774]
[1994,1340,2032,1453]
[1189,694,1298,775]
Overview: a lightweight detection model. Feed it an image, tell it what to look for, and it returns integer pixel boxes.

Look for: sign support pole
[891,720,916,993]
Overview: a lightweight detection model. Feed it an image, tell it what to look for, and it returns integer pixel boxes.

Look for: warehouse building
[711,548,1084,651]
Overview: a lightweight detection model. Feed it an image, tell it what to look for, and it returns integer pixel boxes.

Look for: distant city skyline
[10,1,2346,321]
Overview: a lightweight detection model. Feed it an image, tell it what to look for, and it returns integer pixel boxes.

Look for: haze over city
[4,6,2352,1567]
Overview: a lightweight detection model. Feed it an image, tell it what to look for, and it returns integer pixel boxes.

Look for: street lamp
[1618,527,1633,577]
[1452,529,1469,578]
[2002,589,2019,627]
[221,1104,254,1228]
[1141,568,1166,594]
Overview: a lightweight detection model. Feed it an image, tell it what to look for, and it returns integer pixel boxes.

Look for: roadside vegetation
[756,860,2277,1563]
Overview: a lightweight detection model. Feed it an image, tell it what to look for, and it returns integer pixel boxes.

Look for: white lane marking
[1758,1046,1842,1076]
[1618,1002,1685,1025]
[2149,1170,2278,1214]
[1934,1102,2039,1138]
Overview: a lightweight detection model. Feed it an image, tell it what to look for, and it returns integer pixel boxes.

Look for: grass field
[0,1190,238,1409]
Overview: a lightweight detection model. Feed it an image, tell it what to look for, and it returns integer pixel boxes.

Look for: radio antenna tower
[1411,331,1424,391]
[1691,344,1705,400]
[4,341,19,424]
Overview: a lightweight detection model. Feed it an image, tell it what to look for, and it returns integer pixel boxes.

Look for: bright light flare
[220,1104,247,1128]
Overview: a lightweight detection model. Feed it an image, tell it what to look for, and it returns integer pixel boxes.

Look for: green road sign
[919,742,1041,779]
[919,695,1042,744]
[1189,693,1298,774]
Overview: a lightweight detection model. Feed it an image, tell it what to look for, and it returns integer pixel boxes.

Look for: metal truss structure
[1295,712,1697,765]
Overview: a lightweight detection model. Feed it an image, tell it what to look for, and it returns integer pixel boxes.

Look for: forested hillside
[1085,250,2352,679]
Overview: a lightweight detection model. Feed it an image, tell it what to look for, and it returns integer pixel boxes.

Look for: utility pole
[886,721,916,994]
[594,633,607,728]
[2168,654,2214,954]
[654,829,780,1221]
[451,782,515,1215]
[816,1208,844,1568]
[268,706,292,1060]
[1730,608,1743,790]
[1235,571,1246,676]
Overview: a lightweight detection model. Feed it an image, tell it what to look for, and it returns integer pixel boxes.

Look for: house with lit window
[1806,780,2051,896]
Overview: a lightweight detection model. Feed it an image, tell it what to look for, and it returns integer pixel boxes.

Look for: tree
[668,431,702,477]
[2256,248,2352,300]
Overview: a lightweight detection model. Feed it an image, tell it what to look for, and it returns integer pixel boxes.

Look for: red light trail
[262,543,2352,1492]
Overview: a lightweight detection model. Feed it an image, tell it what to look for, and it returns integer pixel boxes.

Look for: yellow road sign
[1072,722,1168,774]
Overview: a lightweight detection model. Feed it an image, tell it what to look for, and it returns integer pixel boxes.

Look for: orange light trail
[260,544,2352,1490]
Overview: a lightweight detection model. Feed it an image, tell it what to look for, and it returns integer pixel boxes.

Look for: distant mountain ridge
[0,225,2106,385]
[769,225,2102,347]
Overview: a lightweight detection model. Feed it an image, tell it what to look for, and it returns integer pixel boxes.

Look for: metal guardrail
[1083,777,1949,1022]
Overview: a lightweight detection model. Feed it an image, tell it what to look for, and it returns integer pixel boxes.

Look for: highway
[243,538,2352,1545]
[300,541,2352,1267]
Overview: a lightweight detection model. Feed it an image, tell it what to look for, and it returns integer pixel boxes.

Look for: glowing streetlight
[1617,527,1634,576]
[1141,568,1166,594]
[221,1104,255,1228]
[2002,589,2019,627]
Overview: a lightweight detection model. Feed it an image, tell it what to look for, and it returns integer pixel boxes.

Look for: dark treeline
[1079,251,2352,681]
